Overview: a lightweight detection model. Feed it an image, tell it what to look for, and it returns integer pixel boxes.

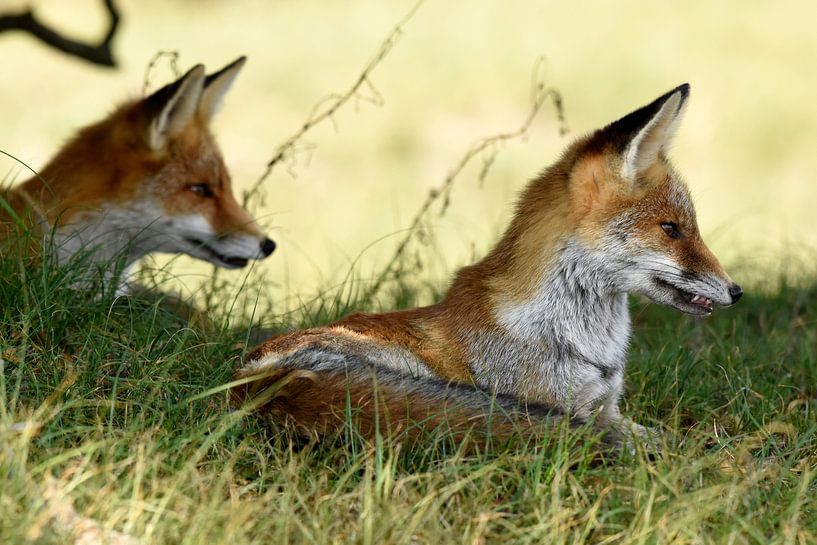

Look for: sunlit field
[2,0,817,306]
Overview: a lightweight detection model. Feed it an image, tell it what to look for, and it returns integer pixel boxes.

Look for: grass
[1,246,815,545]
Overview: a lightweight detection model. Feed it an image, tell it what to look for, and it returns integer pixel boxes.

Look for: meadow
[1,251,815,544]
[2,1,817,543]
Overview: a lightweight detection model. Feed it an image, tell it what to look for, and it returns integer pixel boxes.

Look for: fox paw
[609,420,666,457]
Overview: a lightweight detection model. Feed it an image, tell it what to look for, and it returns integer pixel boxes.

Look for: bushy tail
[231,359,592,446]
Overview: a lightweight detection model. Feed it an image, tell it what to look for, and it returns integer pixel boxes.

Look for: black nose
[260,237,276,257]
[728,283,743,303]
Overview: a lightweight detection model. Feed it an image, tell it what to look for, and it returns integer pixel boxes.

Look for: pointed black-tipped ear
[598,84,690,181]
[198,56,246,123]
[146,64,206,151]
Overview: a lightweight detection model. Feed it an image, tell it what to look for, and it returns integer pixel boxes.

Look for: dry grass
[1,251,816,544]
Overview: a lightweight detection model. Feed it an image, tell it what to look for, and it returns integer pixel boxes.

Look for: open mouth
[185,237,249,269]
[655,279,713,315]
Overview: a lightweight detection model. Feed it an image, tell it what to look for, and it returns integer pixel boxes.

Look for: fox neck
[489,238,632,368]
[442,165,632,371]
[49,204,163,268]
[18,177,163,292]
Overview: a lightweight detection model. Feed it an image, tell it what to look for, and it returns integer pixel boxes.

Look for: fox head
[137,57,276,268]
[563,84,742,315]
[31,57,275,270]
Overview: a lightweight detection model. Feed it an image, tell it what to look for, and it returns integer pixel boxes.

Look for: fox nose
[260,237,276,257]
[728,283,743,304]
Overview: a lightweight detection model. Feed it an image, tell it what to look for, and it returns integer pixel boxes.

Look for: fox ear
[611,84,690,181]
[147,65,206,151]
[198,56,246,123]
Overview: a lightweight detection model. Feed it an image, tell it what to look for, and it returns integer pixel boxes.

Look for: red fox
[0,57,275,292]
[233,84,743,445]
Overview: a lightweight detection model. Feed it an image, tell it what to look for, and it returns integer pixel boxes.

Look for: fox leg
[597,385,663,453]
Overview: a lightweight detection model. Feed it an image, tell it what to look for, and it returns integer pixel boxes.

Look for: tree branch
[0,0,120,68]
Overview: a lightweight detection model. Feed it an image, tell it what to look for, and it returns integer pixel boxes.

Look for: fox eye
[188,184,214,198]
[660,222,681,239]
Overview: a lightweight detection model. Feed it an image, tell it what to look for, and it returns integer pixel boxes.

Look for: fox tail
[231,359,598,447]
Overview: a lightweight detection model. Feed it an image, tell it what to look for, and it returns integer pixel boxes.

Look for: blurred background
[2,0,816,311]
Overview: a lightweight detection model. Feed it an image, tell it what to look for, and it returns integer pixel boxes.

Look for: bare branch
[364,57,568,302]
[0,0,120,68]
[242,0,425,207]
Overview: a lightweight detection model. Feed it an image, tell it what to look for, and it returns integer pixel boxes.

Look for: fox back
[234,84,743,445]
[1,57,275,289]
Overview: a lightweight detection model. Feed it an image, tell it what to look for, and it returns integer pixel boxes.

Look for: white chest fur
[471,241,632,414]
